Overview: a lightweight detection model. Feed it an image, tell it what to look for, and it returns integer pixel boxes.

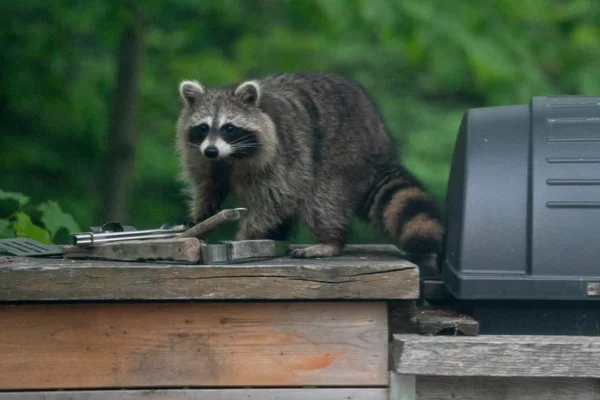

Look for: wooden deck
[3,244,598,399]
[0,245,417,399]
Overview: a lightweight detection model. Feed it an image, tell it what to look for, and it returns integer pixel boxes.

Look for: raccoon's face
[187,115,258,160]
[177,80,277,165]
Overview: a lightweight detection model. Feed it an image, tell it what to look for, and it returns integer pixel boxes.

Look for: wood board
[62,237,205,263]
[0,389,387,400]
[0,246,418,301]
[416,376,600,400]
[0,302,388,390]
[393,334,600,378]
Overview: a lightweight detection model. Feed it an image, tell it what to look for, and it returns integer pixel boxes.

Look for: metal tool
[65,208,288,264]
[70,208,246,246]
[71,227,187,246]
[203,240,289,264]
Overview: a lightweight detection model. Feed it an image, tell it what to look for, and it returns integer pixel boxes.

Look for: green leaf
[0,219,13,239]
[0,189,29,218]
[12,212,51,244]
[22,203,44,227]
[52,226,72,245]
[37,201,81,238]
[0,189,29,206]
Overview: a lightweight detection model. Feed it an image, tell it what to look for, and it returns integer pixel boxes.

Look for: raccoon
[175,72,443,271]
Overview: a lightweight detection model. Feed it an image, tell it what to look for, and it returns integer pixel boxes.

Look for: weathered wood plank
[409,308,479,336]
[0,249,418,301]
[0,302,388,390]
[416,376,600,400]
[63,238,204,263]
[0,389,387,400]
[393,334,600,377]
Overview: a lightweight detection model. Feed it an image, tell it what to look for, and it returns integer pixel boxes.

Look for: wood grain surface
[63,237,204,263]
[393,334,600,377]
[417,376,600,400]
[0,246,418,301]
[0,302,388,390]
[0,389,387,400]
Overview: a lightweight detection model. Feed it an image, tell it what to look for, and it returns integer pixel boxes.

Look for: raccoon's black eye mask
[188,123,209,143]
[222,124,237,134]
[221,123,254,144]
[222,124,259,157]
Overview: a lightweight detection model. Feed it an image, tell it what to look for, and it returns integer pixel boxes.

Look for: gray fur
[175,72,442,263]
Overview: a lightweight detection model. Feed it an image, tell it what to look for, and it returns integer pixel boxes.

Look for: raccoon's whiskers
[220,155,233,165]
[228,134,255,145]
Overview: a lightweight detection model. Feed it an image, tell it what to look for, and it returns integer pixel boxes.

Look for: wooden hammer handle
[177,208,246,239]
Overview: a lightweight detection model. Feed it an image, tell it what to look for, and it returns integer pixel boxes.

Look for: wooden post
[389,372,415,400]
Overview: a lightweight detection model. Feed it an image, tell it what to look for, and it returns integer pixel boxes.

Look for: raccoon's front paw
[290,243,343,259]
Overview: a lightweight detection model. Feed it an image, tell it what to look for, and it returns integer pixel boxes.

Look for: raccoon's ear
[234,81,260,106]
[179,80,205,106]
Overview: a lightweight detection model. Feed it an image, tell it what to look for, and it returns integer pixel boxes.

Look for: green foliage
[11,212,51,244]
[0,189,81,244]
[1,0,599,242]
[38,201,82,244]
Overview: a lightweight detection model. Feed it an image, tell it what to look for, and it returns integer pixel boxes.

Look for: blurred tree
[0,0,599,243]
[103,1,146,222]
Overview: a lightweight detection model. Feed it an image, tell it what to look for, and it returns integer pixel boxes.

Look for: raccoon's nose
[204,146,219,159]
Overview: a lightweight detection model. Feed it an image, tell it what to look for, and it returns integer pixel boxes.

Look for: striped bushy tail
[363,165,444,275]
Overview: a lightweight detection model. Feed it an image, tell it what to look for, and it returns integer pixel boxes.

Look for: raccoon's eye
[223,124,237,134]
[189,123,209,143]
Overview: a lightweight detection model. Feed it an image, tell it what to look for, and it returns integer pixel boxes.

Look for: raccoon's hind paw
[290,243,343,259]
